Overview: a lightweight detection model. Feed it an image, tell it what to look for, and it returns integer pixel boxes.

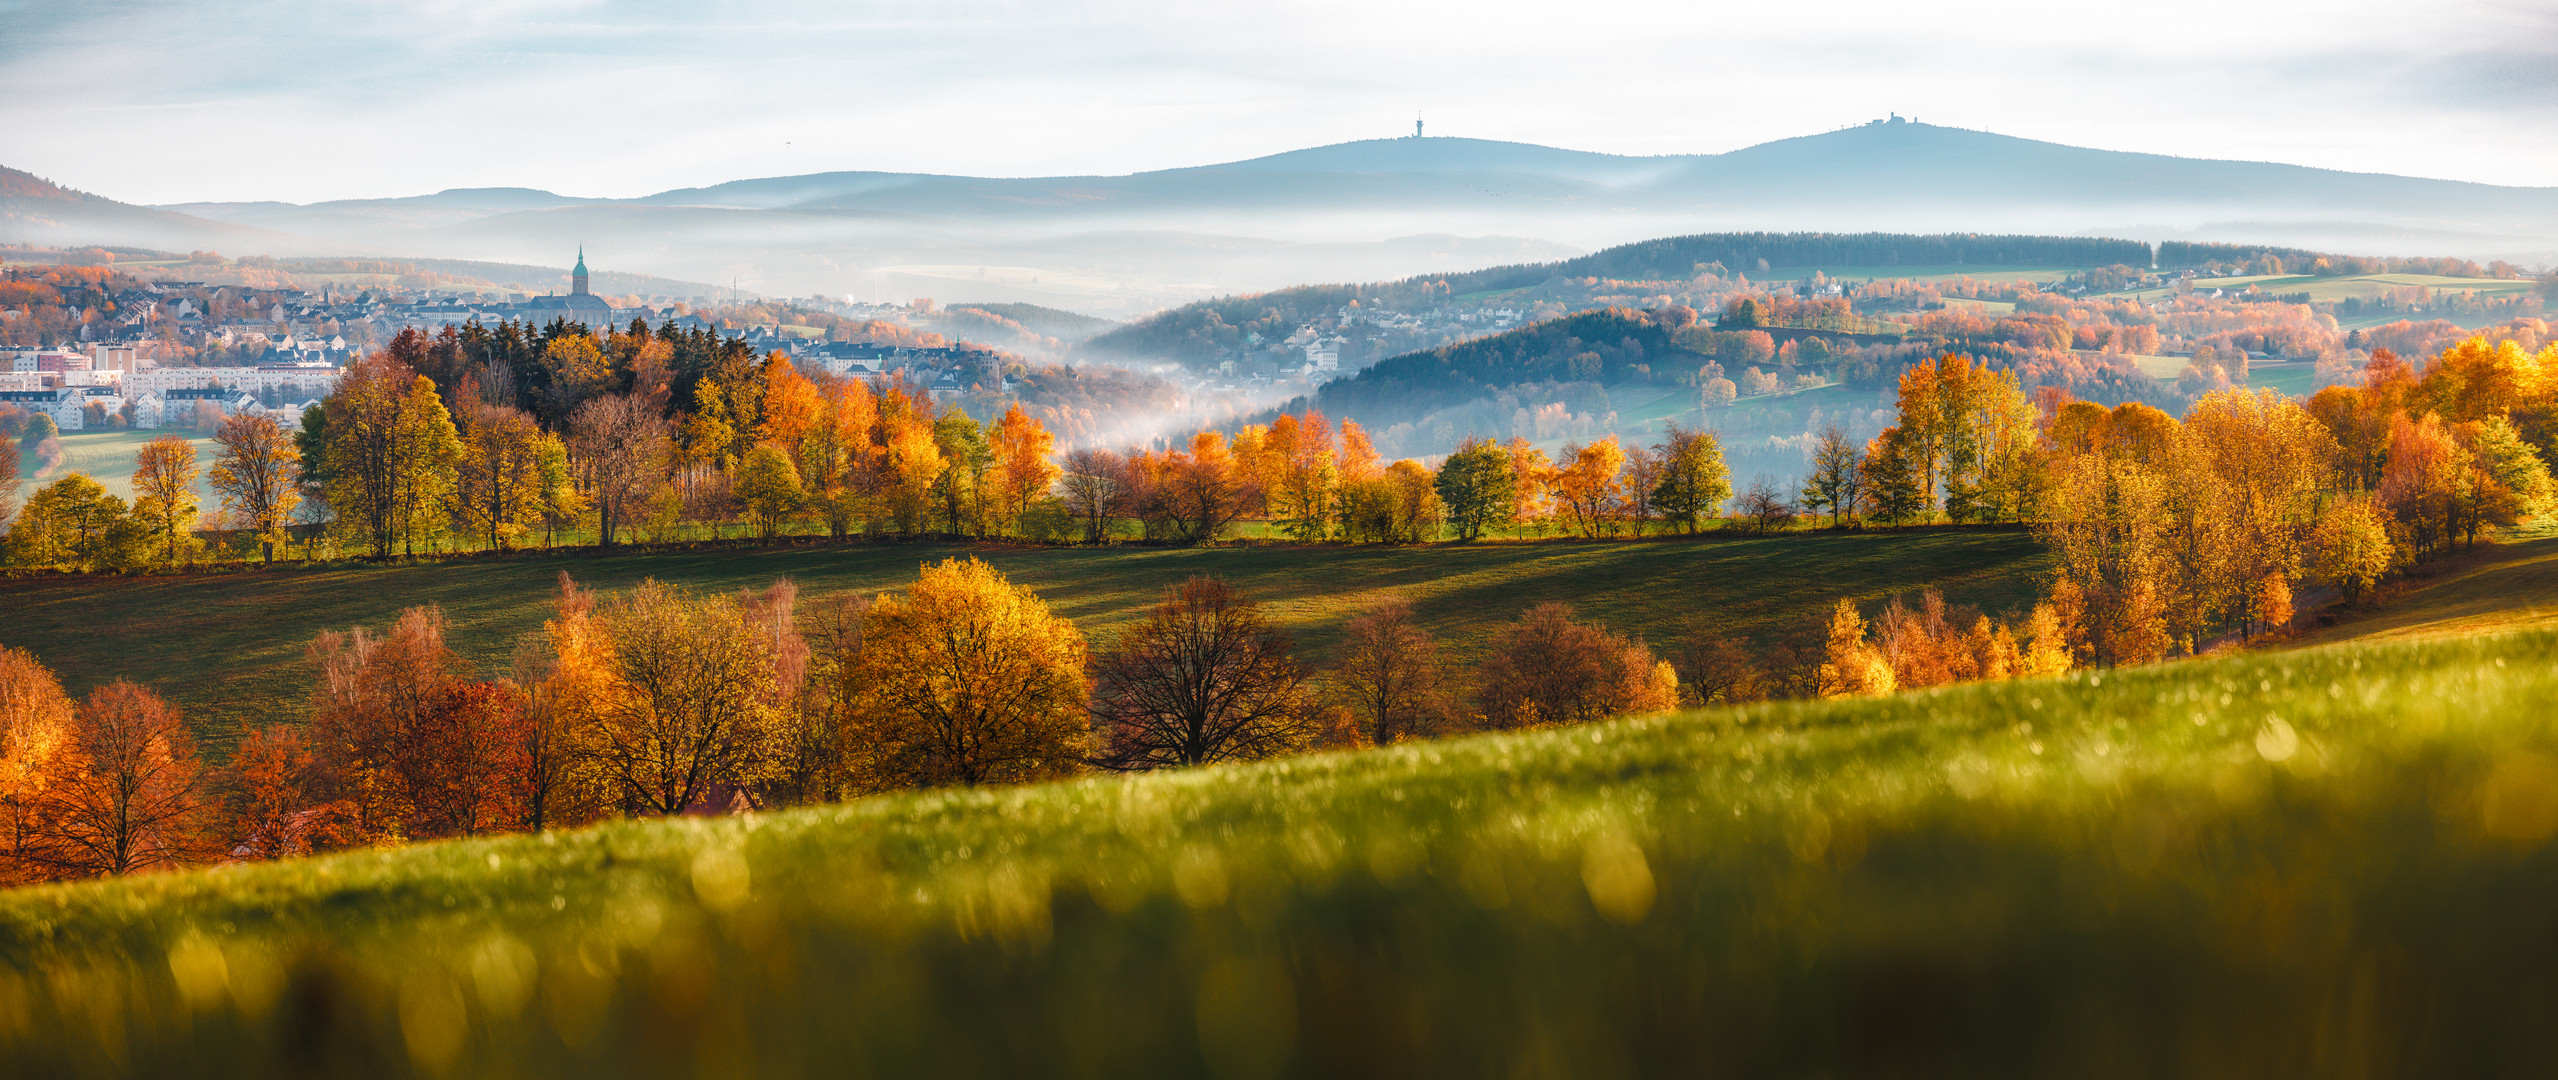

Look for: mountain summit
[7,121,2553,307]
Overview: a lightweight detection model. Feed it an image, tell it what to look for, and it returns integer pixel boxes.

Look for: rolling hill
[10,121,2554,312]
[4,621,2556,1077]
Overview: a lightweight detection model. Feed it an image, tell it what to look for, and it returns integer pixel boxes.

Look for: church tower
[572,247,590,296]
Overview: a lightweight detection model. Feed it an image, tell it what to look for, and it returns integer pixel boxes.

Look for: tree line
[0,561,1706,882]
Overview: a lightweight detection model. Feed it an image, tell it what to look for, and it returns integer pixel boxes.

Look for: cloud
[2,0,2551,204]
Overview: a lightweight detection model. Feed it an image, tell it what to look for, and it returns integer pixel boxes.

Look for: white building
[125,363,342,399]
[0,386,116,431]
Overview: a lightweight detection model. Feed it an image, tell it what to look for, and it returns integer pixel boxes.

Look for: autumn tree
[1143,432,1250,543]
[2310,493,2394,605]
[930,407,993,536]
[130,435,201,566]
[323,353,462,557]
[582,580,783,815]
[1333,599,1453,745]
[220,724,326,860]
[2037,412,2177,665]
[511,574,618,830]
[307,606,472,843]
[1651,424,1733,532]
[1506,437,1558,533]
[0,646,74,884]
[569,393,674,547]
[6,474,139,569]
[1095,577,1320,768]
[989,403,1061,537]
[734,444,807,538]
[1382,458,1444,543]
[1620,443,1663,535]
[879,395,946,535]
[453,399,547,550]
[844,558,1089,789]
[209,413,301,563]
[1860,429,1926,526]
[1816,599,1895,698]
[801,377,878,538]
[1434,437,1516,541]
[1554,436,1627,537]
[1476,603,1678,728]
[0,439,19,534]
[1266,412,1339,540]
[25,681,208,878]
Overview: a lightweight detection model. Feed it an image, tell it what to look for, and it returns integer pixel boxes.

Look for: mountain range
[7,120,2556,314]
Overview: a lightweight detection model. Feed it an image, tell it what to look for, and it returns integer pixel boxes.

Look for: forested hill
[1076,231,2149,365]
[1299,307,1697,422]
[1534,231,2149,281]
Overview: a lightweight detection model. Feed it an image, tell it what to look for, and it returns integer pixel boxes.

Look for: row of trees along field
[5,332,2554,588]
[0,561,1717,882]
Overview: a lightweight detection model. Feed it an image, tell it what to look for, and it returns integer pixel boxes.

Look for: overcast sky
[4,0,2554,205]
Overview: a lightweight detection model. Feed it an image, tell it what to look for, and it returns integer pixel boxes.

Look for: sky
[3,0,2555,206]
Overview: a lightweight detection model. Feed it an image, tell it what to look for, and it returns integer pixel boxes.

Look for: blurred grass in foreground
[5,628,2558,1078]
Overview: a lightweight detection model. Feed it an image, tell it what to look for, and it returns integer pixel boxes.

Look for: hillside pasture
[1745,264,2083,285]
[2285,531,2558,649]
[3,623,2557,1077]
[0,529,2050,750]
[22,429,222,505]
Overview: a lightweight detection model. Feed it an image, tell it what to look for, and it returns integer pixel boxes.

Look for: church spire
[572,247,590,296]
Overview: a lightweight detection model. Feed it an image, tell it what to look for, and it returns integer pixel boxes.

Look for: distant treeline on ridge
[1077,231,2152,364]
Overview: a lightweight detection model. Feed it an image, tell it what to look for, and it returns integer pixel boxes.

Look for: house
[0,387,105,431]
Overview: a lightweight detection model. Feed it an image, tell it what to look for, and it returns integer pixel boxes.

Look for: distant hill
[943,302,1118,343]
[1076,230,2147,366]
[1309,307,1695,421]
[0,166,305,255]
[11,119,2557,308]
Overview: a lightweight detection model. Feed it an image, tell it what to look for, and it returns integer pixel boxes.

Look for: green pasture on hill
[5,623,2558,1077]
[2107,272,2536,311]
[2286,531,2558,650]
[22,430,223,506]
[0,528,2049,751]
[1743,264,2082,286]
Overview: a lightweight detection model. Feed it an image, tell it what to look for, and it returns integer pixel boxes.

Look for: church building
[519,248,621,327]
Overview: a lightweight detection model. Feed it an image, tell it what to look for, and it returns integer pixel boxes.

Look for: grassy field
[1747,265,2083,285]
[4,619,2558,1076]
[2285,532,2558,649]
[22,429,223,505]
[0,529,2050,751]
[2110,272,2538,310]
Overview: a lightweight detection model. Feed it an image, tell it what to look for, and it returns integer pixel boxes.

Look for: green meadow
[21,430,223,506]
[0,528,2049,749]
[3,620,2556,1077]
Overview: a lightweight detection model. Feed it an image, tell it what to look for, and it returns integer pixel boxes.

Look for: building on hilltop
[518,247,621,328]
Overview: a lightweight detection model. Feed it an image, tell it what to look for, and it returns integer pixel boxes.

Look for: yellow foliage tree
[844,558,1090,790]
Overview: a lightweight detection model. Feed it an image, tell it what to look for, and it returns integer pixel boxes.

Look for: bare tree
[1665,618,1765,707]
[1095,577,1319,768]
[1060,447,1126,543]
[1799,424,1864,528]
[1334,599,1453,745]
[1736,475,1796,534]
[569,393,673,547]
